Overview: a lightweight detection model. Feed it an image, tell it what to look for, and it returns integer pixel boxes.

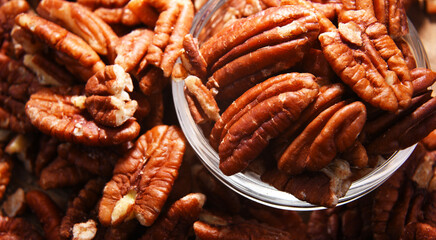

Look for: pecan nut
[25,86,140,146]
[98,125,186,227]
[0,216,43,240]
[318,9,413,112]
[37,0,119,58]
[127,0,194,77]
[215,72,319,175]
[15,13,105,81]
[94,7,142,27]
[85,65,138,127]
[0,150,12,201]
[1,188,26,217]
[139,193,206,239]
[26,190,63,240]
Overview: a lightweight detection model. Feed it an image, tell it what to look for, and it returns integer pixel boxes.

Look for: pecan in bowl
[172,0,435,209]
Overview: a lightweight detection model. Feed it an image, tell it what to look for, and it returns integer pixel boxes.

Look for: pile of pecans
[180,0,436,208]
[0,0,435,239]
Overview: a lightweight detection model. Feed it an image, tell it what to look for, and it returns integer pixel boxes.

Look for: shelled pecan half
[25,86,140,146]
[98,125,186,227]
[318,9,413,112]
[127,0,194,77]
[0,216,43,240]
[37,0,119,59]
[15,13,105,82]
[214,72,319,175]
[0,150,12,201]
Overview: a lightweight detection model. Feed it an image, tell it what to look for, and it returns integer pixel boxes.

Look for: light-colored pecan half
[215,73,319,175]
[115,29,154,73]
[72,219,98,240]
[15,13,105,82]
[184,75,220,123]
[1,188,25,217]
[98,125,186,227]
[139,193,206,239]
[318,9,413,112]
[278,101,366,174]
[25,86,140,146]
[127,0,194,77]
[85,65,138,127]
[37,0,119,59]
[0,216,44,240]
[26,190,63,240]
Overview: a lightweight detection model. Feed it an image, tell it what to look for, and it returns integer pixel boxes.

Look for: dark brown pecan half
[15,13,105,82]
[26,190,63,240]
[139,193,206,239]
[0,0,29,41]
[0,216,43,240]
[366,96,436,154]
[181,34,207,80]
[278,101,366,174]
[216,73,319,175]
[201,6,320,100]
[25,86,140,146]
[37,0,119,59]
[98,125,186,227]
[193,211,294,240]
[60,178,105,239]
[319,10,412,112]
[411,68,436,96]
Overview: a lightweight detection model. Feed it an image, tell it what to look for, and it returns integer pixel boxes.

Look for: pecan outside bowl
[172,0,430,210]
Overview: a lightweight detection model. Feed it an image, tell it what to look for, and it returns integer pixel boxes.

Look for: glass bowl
[172,0,430,210]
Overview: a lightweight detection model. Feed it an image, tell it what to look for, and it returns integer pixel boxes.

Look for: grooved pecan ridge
[25,86,140,146]
[98,125,186,227]
[215,73,319,175]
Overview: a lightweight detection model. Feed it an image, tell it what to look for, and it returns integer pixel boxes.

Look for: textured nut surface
[26,190,63,240]
[0,216,44,240]
[114,28,153,72]
[184,75,220,122]
[98,125,186,227]
[25,86,140,146]
[217,73,319,175]
[94,7,142,26]
[319,10,412,112]
[15,13,105,81]
[127,0,194,77]
[0,151,12,201]
[37,0,119,58]
[85,65,138,127]
[139,193,206,239]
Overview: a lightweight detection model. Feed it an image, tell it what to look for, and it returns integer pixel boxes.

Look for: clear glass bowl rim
[172,0,431,211]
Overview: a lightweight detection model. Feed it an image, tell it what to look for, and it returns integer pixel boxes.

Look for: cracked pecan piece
[278,101,367,174]
[15,13,105,82]
[85,65,138,127]
[2,188,26,217]
[98,125,186,227]
[37,0,119,59]
[0,216,43,240]
[60,178,105,239]
[25,86,140,146]
[318,9,413,112]
[139,193,206,239]
[194,211,294,240]
[215,72,319,175]
[26,190,63,240]
[201,5,320,100]
[127,0,194,77]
